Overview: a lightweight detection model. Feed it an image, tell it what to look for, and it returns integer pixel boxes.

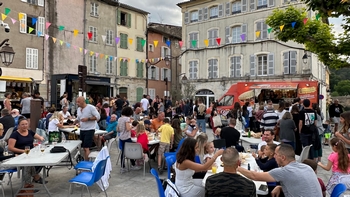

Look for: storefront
[0,76,34,109]
[195,89,215,108]
[50,74,113,107]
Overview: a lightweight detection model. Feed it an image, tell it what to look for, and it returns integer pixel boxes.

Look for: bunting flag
[45,34,49,40]
[166,40,171,47]
[255,31,261,38]
[154,40,158,47]
[100,54,104,59]
[73,29,79,37]
[191,40,197,48]
[37,31,42,37]
[105,55,108,59]
[303,18,308,25]
[45,22,51,29]
[79,47,83,53]
[4,8,11,15]
[66,42,70,48]
[90,51,94,56]
[114,57,118,61]
[204,39,209,47]
[28,27,34,34]
[128,38,133,45]
[52,37,57,43]
[291,22,296,28]
[84,49,88,54]
[32,18,37,26]
[267,28,273,34]
[73,45,77,50]
[1,13,6,21]
[216,38,221,45]
[145,59,148,63]
[101,35,106,42]
[59,40,64,45]
[110,56,113,61]
[240,34,246,41]
[316,14,320,20]
[228,37,232,43]
[141,39,146,47]
[59,25,65,31]
[11,18,16,24]
[95,53,99,57]
[280,25,285,31]
[18,13,24,20]
[87,32,92,40]
[179,41,183,48]
[115,37,120,44]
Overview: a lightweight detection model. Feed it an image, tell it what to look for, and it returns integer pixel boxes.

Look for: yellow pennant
[255,31,261,38]
[128,38,133,45]
[119,58,123,62]
[204,39,209,47]
[79,47,83,53]
[73,29,79,37]
[1,13,7,21]
[59,40,64,45]
[90,51,94,56]
[280,25,285,31]
[154,40,158,47]
[18,13,24,20]
[52,37,57,43]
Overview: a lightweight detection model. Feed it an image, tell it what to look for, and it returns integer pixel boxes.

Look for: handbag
[50,146,74,169]
[212,115,222,128]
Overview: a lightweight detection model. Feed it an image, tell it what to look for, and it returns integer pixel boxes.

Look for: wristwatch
[87,117,90,121]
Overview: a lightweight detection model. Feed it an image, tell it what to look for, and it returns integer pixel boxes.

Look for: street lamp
[0,39,15,67]
[302,51,309,65]
[181,75,188,84]
[220,76,228,91]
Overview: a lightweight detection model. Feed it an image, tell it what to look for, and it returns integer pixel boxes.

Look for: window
[219,95,234,106]
[148,44,154,52]
[106,30,113,45]
[190,11,198,22]
[118,11,131,27]
[189,61,198,79]
[23,0,44,6]
[161,47,170,57]
[37,17,45,36]
[257,55,267,76]
[283,51,297,74]
[26,48,38,69]
[230,56,241,77]
[89,26,97,42]
[231,26,241,43]
[208,59,218,78]
[148,89,156,100]
[89,55,97,73]
[106,58,113,74]
[210,6,218,18]
[26,16,37,35]
[136,37,144,52]
[232,2,241,14]
[163,36,169,43]
[136,62,144,78]
[256,20,268,40]
[148,66,159,80]
[161,68,171,81]
[120,60,128,76]
[91,3,98,17]
[189,32,198,49]
[257,0,268,9]
[120,33,128,49]
[208,29,218,47]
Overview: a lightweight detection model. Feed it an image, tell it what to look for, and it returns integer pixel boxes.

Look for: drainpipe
[115,0,120,96]
[83,0,87,66]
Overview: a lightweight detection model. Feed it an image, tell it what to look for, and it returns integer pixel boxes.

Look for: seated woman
[175,138,223,197]
[8,118,46,188]
[0,123,16,180]
[48,112,64,132]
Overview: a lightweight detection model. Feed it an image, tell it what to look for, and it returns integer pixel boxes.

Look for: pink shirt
[328,152,350,173]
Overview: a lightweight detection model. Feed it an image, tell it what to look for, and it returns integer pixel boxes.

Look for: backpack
[162,179,180,197]
[198,104,206,116]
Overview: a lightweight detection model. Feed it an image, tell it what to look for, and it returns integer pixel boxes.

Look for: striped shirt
[260,110,279,130]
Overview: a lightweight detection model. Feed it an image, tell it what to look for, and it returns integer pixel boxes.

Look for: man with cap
[144,119,151,132]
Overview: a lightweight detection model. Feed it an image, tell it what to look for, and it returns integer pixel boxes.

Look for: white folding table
[60,128,107,135]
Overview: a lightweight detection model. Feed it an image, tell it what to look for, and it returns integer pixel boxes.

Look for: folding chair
[124,142,146,176]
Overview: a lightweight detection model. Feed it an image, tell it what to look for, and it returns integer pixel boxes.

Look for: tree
[182,83,196,100]
[334,80,350,95]
[266,5,350,69]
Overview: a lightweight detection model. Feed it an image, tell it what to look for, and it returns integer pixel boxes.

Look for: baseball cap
[144,120,151,125]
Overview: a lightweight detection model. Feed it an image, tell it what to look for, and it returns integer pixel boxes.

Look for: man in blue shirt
[98,114,118,148]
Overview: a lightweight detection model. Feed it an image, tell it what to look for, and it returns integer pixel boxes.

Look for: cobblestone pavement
[1,127,348,197]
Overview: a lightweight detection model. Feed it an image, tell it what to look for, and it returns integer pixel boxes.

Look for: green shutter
[125,61,128,76]
[125,34,128,49]
[120,61,128,76]
[120,61,123,76]
[140,63,144,78]
[136,87,143,102]
[120,33,128,49]
[117,10,121,25]
[136,63,144,78]
[127,13,131,28]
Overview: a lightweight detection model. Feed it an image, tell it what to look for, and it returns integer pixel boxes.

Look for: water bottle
[248,163,251,170]
[248,129,251,138]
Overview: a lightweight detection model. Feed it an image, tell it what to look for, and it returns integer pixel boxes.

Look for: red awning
[249,83,298,89]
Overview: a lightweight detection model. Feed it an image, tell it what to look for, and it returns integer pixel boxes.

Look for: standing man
[299,99,317,159]
[114,95,124,119]
[140,95,149,116]
[75,96,100,161]
[329,99,344,133]
[194,98,206,133]
[260,104,279,132]
[220,118,242,151]
[34,91,45,113]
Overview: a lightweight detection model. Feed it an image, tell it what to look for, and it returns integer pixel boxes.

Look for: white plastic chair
[296,145,312,162]
[124,142,145,177]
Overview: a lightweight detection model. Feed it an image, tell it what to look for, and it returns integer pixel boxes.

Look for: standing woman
[279,112,296,150]
[3,92,11,111]
[291,105,302,155]
[313,103,324,162]
[158,98,165,114]
[20,93,32,127]
[228,102,243,131]
[334,111,350,153]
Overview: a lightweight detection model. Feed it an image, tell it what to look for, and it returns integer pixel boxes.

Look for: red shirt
[137,132,149,152]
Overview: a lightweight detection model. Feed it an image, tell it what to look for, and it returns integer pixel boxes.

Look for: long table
[60,127,107,135]
[202,153,268,196]
[131,137,160,145]
[2,140,82,197]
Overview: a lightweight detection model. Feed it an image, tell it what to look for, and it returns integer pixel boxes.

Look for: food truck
[216,81,319,113]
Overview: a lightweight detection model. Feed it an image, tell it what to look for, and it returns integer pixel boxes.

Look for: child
[136,123,149,162]
[214,128,221,139]
[302,159,326,197]
[203,141,215,163]
[318,137,350,194]
[335,112,350,153]
[184,118,198,138]
[131,120,139,138]
[157,118,174,174]
[253,144,278,171]
[323,120,331,146]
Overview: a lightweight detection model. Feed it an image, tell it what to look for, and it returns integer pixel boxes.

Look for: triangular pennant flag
[110,56,113,61]
[255,31,261,38]
[141,59,144,63]
[303,18,308,25]
[119,58,123,62]
[280,25,284,31]
[45,34,49,40]
[95,53,99,57]
[128,38,133,45]
[32,18,37,26]
[84,49,88,55]
[73,45,77,50]
[87,32,93,40]
[192,40,197,48]
[115,37,120,44]
[136,59,139,63]
[46,22,51,29]
[166,40,171,47]
[37,31,42,37]
[141,39,146,47]
[204,39,209,47]
[179,41,183,48]
[73,29,79,37]
[240,34,246,41]
[123,58,127,62]
[100,54,104,59]
[90,51,94,56]
[18,13,24,20]
[4,8,11,16]
[28,27,34,34]
[66,43,70,48]
[267,28,273,34]
[228,37,232,43]
[79,48,83,53]
[216,38,221,45]
[59,40,64,45]
[52,37,57,43]
[105,55,108,59]
[114,57,118,61]
[59,26,65,31]
[316,14,320,20]
[154,40,158,47]
[145,59,148,63]
[102,35,106,42]
[127,58,130,62]
[11,18,16,24]
[291,22,296,28]
[1,13,7,21]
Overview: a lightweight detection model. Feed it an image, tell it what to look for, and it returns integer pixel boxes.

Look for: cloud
[120,0,183,26]
[329,17,345,36]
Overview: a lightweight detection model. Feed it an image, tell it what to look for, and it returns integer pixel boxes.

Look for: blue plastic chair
[150,168,165,197]
[164,138,185,158]
[68,157,109,197]
[165,155,176,180]
[0,168,17,197]
[331,183,347,197]
[195,155,201,164]
[74,161,94,174]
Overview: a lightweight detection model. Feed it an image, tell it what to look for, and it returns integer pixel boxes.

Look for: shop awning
[238,90,255,100]
[0,76,33,83]
[85,80,115,86]
[250,83,298,90]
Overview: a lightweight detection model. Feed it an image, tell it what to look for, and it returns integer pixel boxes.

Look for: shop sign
[298,87,316,94]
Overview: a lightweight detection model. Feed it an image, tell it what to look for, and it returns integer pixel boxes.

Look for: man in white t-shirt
[258,129,280,155]
[140,94,149,115]
[59,106,72,119]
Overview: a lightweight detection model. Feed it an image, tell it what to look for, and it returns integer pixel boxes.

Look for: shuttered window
[26,48,38,69]
[208,29,218,46]
[120,33,128,49]
[230,56,241,77]
[120,60,128,76]
[208,59,218,78]
[283,51,297,74]
[189,61,198,79]
[136,62,144,78]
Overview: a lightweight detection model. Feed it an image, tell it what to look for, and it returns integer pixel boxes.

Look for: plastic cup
[212,166,217,174]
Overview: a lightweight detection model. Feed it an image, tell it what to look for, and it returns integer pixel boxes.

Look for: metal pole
[145,28,149,94]
[175,57,178,100]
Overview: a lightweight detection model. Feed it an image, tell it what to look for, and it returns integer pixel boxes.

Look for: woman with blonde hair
[335,111,350,153]
[48,112,64,143]
[196,133,208,163]
[279,112,296,149]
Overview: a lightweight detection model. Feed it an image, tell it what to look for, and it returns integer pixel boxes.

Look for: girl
[136,123,149,153]
[184,118,198,138]
[203,141,215,163]
[318,138,350,194]
[334,111,350,153]
[172,119,184,151]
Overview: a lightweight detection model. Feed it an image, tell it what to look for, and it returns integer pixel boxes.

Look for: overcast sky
[121,0,344,33]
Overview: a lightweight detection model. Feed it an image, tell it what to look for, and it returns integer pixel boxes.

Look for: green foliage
[334,80,350,95]
[329,67,350,91]
[331,91,339,96]
[182,83,196,100]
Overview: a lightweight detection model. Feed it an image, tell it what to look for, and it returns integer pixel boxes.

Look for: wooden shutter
[225,27,230,44]
[26,48,31,68]
[38,17,45,36]
[189,62,193,79]
[250,55,256,76]
[137,37,142,51]
[213,59,218,78]
[127,13,131,28]
[20,13,27,33]
[225,2,230,16]
[38,0,44,6]
[156,67,159,80]
[236,56,241,77]
[268,0,275,7]
[230,57,234,77]
[32,49,38,69]
[167,69,171,81]
[256,22,262,40]
[268,53,274,75]
[262,22,268,39]
[161,68,164,80]
[198,9,203,21]
[208,59,213,78]
[120,61,124,76]
[242,0,247,12]
[250,0,255,11]
[218,4,223,17]
[161,46,165,57]
[184,12,189,24]
[194,61,198,79]
[241,24,247,42]
[125,34,128,49]
[136,88,143,102]
[117,10,121,25]
[283,52,289,74]
[203,7,208,20]
[290,51,297,74]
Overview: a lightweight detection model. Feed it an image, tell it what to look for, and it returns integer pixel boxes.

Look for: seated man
[220,118,243,151]
[0,109,15,138]
[257,129,280,157]
[205,147,256,196]
[98,114,118,149]
[11,109,20,128]
[59,106,72,120]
